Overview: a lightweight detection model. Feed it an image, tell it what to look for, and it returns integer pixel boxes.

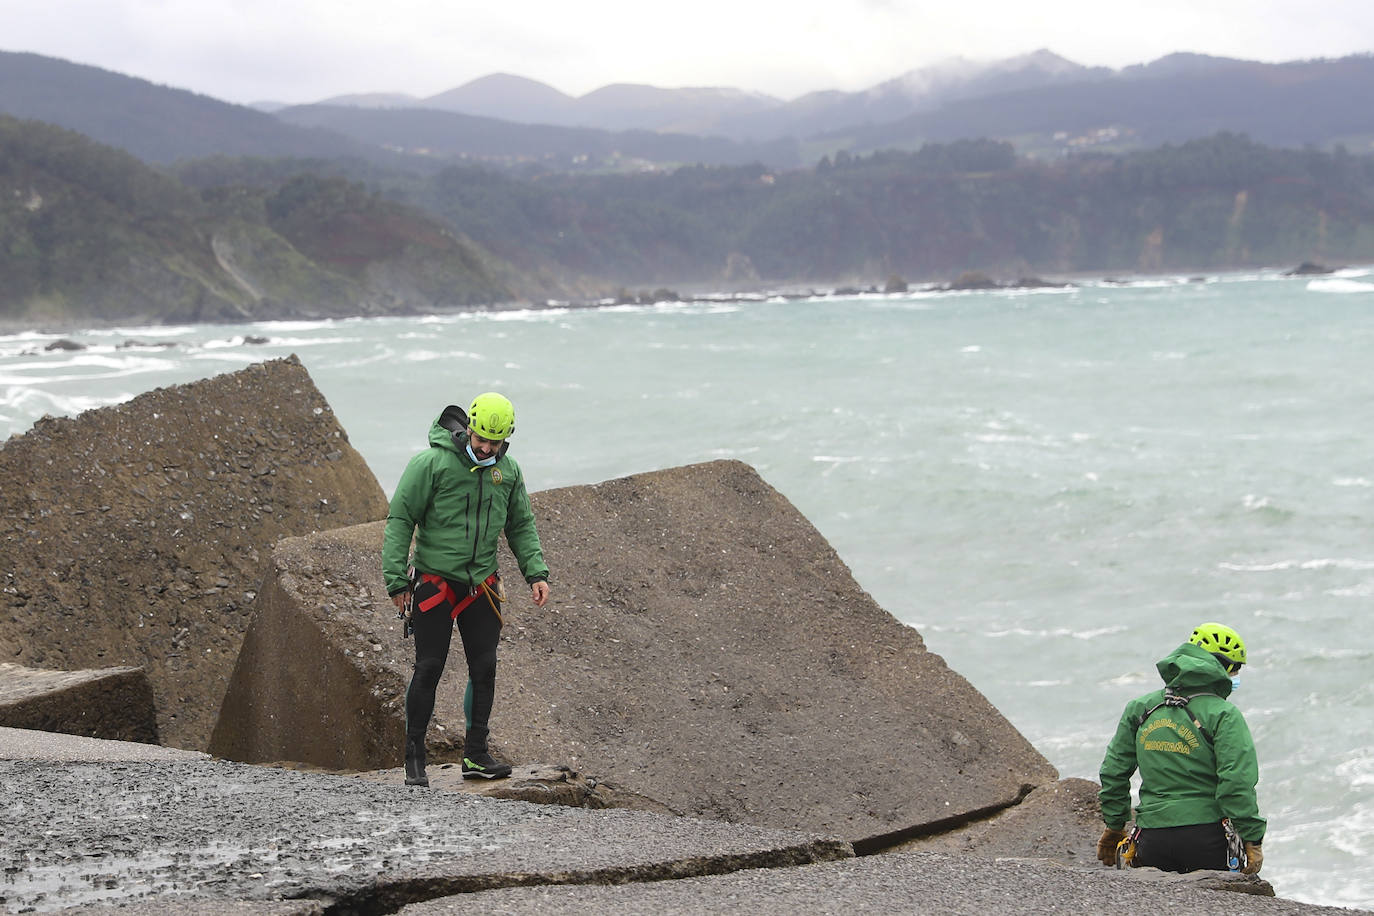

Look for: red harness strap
[416,572,500,619]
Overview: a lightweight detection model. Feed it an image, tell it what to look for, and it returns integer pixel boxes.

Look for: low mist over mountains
[304,50,1108,140]
[274,49,1374,158]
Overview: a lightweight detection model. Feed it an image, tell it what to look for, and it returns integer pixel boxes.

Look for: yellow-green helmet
[468,392,515,440]
[1189,622,1246,671]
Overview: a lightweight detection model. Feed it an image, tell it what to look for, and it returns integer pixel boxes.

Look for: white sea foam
[1307,278,1374,294]
[1221,558,1374,572]
[246,336,361,349]
[246,319,339,332]
[1,386,129,420]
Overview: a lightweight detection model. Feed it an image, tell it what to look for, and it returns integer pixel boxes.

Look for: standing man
[1097,623,1265,874]
[383,392,550,786]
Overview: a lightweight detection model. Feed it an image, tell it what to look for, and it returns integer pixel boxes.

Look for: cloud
[3,0,1372,106]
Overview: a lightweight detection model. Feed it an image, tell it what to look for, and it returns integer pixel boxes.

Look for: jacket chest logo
[490,467,503,485]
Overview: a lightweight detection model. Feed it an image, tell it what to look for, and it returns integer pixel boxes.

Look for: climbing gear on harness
[468,392,515,441]
[1223,818,1245,872]
[413,572,504,621]
[1116,826,1142,869]
[395,566,416,639]
[1134,687,1220,745]
[1189,622,1246,674]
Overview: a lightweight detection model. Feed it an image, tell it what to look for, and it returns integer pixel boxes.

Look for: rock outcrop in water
[0,357,389,749]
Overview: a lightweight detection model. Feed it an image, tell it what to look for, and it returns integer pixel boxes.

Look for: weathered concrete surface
[398,853,1364,916]
[892,777,1105,864]
[0,732,1347,916]
[0,756,851,914]
[0,724,206,761]
[0,662,159,743]
[0,356,389,750]
[347,762,678,813]
[211,460,1058,845]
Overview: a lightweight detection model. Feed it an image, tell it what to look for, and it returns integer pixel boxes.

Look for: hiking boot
[404,736,429,787]
[461,750,512,780]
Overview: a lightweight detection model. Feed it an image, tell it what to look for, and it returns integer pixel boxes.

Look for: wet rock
[43,338,86,351]
[0,662,158,744]
[0,356,390,750]
[211,460,1058,846]
[1283,261,1339,275]
[0,756,850,913]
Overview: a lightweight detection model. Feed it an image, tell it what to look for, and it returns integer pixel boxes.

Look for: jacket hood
[428,405,468,454]
[1156,642,1234,698]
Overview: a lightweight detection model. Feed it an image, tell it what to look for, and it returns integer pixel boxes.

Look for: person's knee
[413,656,446,688]
[468,651,497,686]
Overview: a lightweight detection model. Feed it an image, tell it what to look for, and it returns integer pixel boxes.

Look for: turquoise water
[3,268,1373,908]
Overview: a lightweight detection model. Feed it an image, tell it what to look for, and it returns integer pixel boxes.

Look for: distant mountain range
[275,49,1374,157]
[3,47,1370,173]
[300,50,1105,139]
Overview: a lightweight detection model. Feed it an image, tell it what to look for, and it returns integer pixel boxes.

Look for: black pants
[1133,822,1229,873]
[404,576,503,753]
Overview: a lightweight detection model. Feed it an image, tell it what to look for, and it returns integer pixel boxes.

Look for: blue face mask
[466,442,497,467]
[1230,676,1241,692]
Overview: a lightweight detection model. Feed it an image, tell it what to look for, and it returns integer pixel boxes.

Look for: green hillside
[0,115,543,326]
[6,113,1374,329]
[379,134,1374,285]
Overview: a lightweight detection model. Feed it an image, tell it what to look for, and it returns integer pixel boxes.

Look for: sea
[3,268,1372,910]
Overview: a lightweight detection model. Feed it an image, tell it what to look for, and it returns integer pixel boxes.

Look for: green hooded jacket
[1099,642,1266,843]
[382,412,549,596]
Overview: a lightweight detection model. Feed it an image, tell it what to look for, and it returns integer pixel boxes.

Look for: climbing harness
[1133,688,1219,745]
[398,571,505,639]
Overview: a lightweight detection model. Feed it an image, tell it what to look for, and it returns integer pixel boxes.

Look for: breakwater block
[0,356,390,751]
[212,459,1058,844]
[0,661,159,743]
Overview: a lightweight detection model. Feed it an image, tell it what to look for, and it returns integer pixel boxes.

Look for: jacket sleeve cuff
[527,574,549,584]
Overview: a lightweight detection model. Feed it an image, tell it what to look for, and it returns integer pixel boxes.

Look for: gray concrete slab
[0,725,206,762]
[399,852,1370,916]
[0,757,848,913]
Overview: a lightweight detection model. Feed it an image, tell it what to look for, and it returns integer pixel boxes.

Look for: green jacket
[1099,642,1266,843]
[382,413,549,596]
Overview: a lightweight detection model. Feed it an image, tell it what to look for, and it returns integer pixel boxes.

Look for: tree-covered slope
[0,116,537,325]
[392,134,1374,284]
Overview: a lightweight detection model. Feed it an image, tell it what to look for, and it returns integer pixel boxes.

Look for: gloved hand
[1242,841,1263,875]
[1097,828,1127,866]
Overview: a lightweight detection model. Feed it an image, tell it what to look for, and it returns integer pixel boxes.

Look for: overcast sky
[4,0,1372,105]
